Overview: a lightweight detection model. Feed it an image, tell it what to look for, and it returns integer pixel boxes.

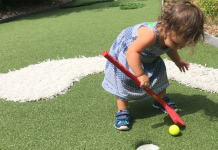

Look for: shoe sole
[153,105,178,114]
[114,124,129,131]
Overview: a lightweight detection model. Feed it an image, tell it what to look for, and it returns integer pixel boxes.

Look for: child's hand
[137,74,150,90]
[174,58,190,72]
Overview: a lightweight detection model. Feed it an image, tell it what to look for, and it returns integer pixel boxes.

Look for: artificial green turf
[60,0,115,9]
[0,0,218,149]
[61,0,145,10]
[161,42,218,68]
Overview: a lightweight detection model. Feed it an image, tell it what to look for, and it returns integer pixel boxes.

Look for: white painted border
[204,32,218,49]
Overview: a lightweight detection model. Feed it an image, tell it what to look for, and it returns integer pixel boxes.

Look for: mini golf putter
[102,51,185,127]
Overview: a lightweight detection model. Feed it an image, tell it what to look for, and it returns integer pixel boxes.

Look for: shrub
[194,0,218,22]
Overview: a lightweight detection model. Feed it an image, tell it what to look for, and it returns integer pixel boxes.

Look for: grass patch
[108,2,121,7]
[120,2,145,9]
[60,0,114,8]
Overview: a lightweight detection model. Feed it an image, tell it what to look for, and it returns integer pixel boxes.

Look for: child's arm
[166,49,190,72]
[126,26,155,89]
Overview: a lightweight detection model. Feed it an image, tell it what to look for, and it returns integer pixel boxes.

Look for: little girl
[102,1,205,130]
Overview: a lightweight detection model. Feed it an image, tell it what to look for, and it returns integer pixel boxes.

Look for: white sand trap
[0,56,217,102]
[0,56,106,102]
[164,58,218,94]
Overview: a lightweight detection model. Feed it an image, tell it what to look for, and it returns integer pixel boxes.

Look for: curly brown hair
[157,1,205,49]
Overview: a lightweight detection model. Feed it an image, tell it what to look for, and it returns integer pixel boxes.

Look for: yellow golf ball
[169,125,180,136]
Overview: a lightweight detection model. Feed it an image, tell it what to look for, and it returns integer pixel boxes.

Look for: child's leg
[117,97,128,112]
[157,89,166,98]
[115,97,130,130]
[153,89,178,113]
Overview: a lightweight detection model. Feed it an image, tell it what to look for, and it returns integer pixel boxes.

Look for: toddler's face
[164,31,187,50]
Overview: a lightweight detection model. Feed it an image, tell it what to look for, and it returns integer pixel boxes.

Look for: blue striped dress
[102,22,171,101]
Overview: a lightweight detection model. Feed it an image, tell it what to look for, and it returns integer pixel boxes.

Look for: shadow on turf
[13,0,147,21]
[128,93,218,128]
